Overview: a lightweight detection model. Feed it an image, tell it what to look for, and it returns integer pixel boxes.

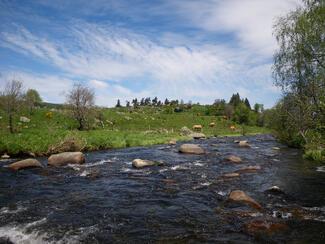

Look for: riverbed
[0,134,324,243]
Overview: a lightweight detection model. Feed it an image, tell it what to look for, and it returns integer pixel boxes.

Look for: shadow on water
[0,134,324,243]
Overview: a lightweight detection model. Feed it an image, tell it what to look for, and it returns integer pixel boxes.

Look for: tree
[244,98,251,109]
[66,83,95,130]
[224,104,234,119]
[273,0,325,146]
[116,99,121,108]
[234,103,250,124]
[25,89,42,114]
[132,98,139,108]
[229,93,241,107]
[0,80,24,133]
[164,98,169,105]
[126,100,130,107]
[254,103,264,113]
[152,96,158,106]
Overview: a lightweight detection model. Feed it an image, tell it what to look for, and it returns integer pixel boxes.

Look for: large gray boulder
[179,144,205,155]
[7,159,42,171]
[48,152,85,166]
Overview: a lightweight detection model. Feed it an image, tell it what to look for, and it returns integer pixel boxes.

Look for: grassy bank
[0,105,270,156]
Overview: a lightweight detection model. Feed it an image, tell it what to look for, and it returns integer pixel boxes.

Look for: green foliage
[234,103,250,124]
[271,0,325,160]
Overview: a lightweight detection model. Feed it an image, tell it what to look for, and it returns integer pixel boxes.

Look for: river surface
[0,134,324,243]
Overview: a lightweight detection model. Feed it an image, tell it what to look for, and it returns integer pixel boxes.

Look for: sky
[0,0,300,108]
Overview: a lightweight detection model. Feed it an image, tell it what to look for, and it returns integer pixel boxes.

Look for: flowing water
[0,135,324,243]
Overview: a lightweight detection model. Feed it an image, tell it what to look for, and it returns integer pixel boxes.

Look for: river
[0,134,324,243]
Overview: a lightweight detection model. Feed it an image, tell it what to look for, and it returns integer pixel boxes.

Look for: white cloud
[170,0,300,56]
[89,79,109,89]
[0,71,74,103]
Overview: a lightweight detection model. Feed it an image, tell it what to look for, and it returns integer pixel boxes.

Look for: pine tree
[244,98,251,109]
[116,99,121,107]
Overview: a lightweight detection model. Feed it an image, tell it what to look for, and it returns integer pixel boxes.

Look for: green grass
[0,106,270,156]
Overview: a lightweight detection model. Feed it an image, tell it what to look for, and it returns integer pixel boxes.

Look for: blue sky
[0,0,300,107]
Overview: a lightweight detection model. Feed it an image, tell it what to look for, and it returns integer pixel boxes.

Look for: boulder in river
[7,159,43,171]
[48,152,85,166]
[226,155,242,163]
[132,159,160,168]
[190,132,206,139]
[228,190,262,210]
[236,165,261,173]
[1,153,10,159]
[179,144,205,155]
[239,141,250,148]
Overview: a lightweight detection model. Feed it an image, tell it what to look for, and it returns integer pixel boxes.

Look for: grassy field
[0,105,270,156]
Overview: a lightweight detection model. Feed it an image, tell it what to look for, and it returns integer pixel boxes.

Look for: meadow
[0,105,269,156]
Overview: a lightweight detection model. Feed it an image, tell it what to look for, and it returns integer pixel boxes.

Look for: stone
[132,159,157,168]
[7,159,42,171]
[1,153,10,159]
[180,126,193,136]
[272,147,281,150]
[236,165,261,173]
[226,155,242,163]
[228,190,262,210]
[19,116,30,123]
[266,186,285,194]
[179,144,205,155]
[190,132,206,139]
[223,172,240,178]
[239,141,250,147]
[48,152,85,166]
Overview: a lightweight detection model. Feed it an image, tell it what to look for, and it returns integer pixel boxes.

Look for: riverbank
[0,107,269,157]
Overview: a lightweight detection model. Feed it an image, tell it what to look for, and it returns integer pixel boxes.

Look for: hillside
[0,105,269,156]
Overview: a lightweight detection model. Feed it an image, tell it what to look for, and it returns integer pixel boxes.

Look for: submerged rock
[48,152,85,166]
[245,219,287,235]
[179,144,205,155]
[7,159,42,171]
[228,190,262,210]
[239,141,250,148]
[132,159,161,168]
[236,165,261,173]
[226,155,242,163]
[266,186,285,194]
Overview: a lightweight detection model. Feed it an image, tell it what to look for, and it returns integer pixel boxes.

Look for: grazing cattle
[192,125,203,132]
[209,122,216,127]
[230,125,236,131]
